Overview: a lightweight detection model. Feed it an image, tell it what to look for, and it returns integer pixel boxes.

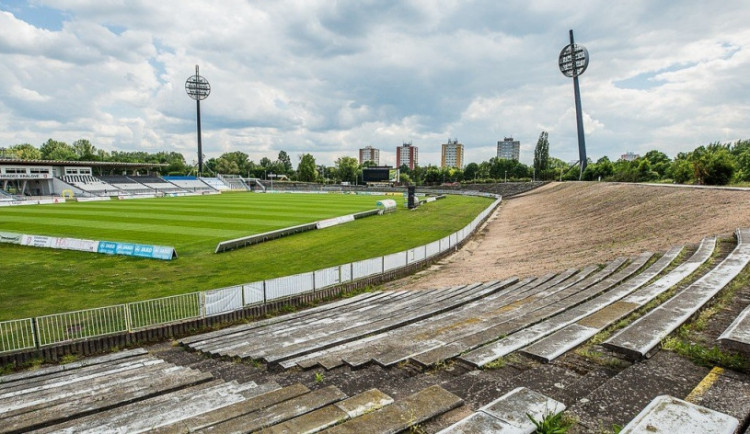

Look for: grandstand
[162,175,216,192]
[200,176,231,191]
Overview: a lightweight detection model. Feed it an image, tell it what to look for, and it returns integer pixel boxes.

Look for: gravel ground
[387,182,750,290]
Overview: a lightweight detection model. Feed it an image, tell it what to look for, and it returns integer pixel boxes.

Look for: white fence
[0,195,500,354]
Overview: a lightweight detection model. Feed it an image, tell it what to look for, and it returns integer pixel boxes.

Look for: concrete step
[436,387,566,434]
[523,239,716,362]
[1,358,177,415]
[0,348,148,386]
[335,265,604,369]
[180,291,384,347]
[256,281,512,365]
[35,380,275,433]
[2,365,214,433]
[192,287,452,357]
[620,395,738,434]
[718,302,750,355]
[455,251,667,366]
[456,255,652,367]
[150,383,309,433]
[321,385,463,434]
[567,351,711,431]
[258,388,394,434]
[604,229,750,360]
[196,385,347,433]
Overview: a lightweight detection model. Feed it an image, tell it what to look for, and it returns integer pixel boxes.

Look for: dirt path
[388,182,750,290]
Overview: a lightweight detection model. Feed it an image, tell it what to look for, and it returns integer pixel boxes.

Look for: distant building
[396,142,418,170]
[497,137,520,161]
[620,152,640,162]
[358,146,380,166]
[441,139,464,169]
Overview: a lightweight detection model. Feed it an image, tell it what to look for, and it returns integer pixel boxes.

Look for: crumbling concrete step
[436,387,566,434]
[259,388,394,434]
[2,366,214,433]
[197,385,347,433]
[197,285,473,358]
[525,239,715,362]
[35,379,273,434]
[334,275,553,369]
[150,383,308,433]
[259,280,515,365]
[0,355,164,398]
[604,229,750,360]
[367,270,601,367]
[456,256,649,367]
[182,291,389,350]
[321,385,463,434]
[620,395,738,434]
[718,302,750,354]
[337,264,604,369]
[181,291,382,345]
[0,358,173,415]
[0,348,148,386]
[194,290,415,356]
[452,250,668,366]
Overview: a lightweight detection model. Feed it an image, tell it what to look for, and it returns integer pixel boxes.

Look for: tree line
[3,135,749,186]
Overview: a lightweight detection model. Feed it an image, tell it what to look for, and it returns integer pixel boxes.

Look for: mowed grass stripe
[0,193,491,320]
[0,194,385,247]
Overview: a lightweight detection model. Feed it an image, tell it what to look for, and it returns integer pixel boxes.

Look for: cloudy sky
[0,1,749,168]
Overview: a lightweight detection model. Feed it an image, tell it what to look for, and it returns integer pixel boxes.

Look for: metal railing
[0,194,501,354]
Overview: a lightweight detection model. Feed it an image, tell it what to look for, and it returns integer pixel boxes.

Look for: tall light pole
[559,30,589,180]
[185,65,211,175]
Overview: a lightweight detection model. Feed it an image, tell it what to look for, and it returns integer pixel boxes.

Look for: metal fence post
[32,317,41,350]
[124,304,132,332]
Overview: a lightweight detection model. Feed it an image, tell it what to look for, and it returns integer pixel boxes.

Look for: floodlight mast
[185,65,211,175]
[558,30,589,180]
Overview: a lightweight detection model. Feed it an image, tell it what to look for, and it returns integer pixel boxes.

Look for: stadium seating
[162,175,217,192]
[62,175,117,195]
[200,177,231,191]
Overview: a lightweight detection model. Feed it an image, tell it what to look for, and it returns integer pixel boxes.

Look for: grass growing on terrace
[0,192,491,320]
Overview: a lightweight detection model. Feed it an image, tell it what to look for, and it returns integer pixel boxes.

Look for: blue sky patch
[0,0,67,31]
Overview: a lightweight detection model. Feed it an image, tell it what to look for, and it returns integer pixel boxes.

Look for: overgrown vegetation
[527,411,574,433]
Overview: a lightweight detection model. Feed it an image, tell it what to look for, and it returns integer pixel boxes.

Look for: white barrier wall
[205,286,244,316]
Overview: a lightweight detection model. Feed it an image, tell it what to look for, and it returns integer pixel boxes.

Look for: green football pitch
[0,192,492,320]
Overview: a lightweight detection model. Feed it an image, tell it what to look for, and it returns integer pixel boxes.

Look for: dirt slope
[392,182,750,290]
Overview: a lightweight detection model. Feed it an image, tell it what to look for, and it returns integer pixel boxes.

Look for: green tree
[215,157,240,174]
[40,139,76,160]
[297,153,317,182]
[463,162,479,181]
[277,150,293,174]
[220,151,250,175]
[335,156,359,184]
[643,150,671,179]
[533,131,550,174]
[72,139,97,161]
[9,143,42,160]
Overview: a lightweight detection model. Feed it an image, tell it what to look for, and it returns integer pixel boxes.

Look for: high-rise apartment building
[441,139,464,168]
[396,142,418,170]
[497,137,520,161]
[359,146,380,165]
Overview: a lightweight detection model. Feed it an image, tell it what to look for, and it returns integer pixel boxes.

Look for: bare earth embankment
[392,182,750,290]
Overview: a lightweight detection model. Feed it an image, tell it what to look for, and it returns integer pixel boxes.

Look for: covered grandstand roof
[0,158,167,169]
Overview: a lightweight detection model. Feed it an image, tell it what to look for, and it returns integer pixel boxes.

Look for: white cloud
[0,1,749,167]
